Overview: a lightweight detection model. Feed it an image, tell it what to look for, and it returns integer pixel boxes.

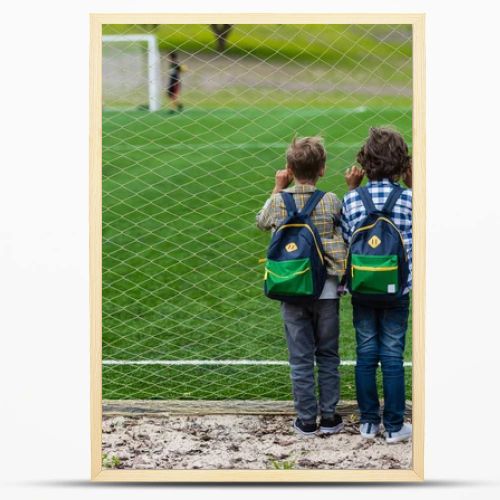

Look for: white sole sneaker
[292,421,317,438]
[319,422,344,434]
[385,423,412,444]
[360,422,380,439]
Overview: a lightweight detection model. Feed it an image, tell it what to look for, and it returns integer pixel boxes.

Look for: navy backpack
[345,185,409,305]
[264,190,327,304]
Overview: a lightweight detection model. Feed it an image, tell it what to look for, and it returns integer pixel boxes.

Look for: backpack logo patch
[368,235,381,249]
[285,242,298,252]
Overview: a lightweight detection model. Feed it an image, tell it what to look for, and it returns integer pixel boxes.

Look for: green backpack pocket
[351,254,399,294]
[264,258,313,296]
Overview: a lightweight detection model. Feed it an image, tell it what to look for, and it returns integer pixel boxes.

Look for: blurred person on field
[167,51,187,114]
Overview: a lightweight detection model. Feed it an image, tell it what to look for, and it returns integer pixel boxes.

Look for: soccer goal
[102,34,161,111]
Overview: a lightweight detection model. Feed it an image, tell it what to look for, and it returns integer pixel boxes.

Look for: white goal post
[102,34,162,112]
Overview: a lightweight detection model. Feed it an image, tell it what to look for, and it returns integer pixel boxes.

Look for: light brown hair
[286,136,326,181]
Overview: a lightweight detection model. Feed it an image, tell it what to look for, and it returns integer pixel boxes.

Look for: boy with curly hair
[341,127,413,444]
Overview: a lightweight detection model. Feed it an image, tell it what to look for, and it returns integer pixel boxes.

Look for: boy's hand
[272,169,293,194]
[345,166,364,190]
[402,162,412,189]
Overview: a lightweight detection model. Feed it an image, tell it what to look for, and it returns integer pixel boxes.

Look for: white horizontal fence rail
[103,359,413,367]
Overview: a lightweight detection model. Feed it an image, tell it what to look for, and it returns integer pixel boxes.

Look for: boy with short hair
[256,137,346,436]
[341,127,413,444]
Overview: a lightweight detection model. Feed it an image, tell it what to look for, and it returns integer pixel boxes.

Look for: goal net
[103,34,161,111]
[101,24,413,403]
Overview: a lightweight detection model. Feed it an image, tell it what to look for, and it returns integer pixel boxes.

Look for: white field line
[103,105,406,114]
[103,359,412,367]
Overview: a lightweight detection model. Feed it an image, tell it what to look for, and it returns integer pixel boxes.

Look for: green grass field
[102,104,413,401]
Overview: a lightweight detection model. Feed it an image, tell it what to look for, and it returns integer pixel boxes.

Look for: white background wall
[1,0,499,499]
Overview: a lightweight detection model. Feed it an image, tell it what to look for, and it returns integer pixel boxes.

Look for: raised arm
[256,168,293,231]
[344,165,364,191]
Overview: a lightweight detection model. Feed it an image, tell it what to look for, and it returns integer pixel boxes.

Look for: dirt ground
[178,53,411,96]
[103,51,411,106]
[102,414,412,470]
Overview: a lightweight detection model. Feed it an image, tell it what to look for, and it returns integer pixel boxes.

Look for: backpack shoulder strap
[281,191,298,217]
[357,186,377,215]
[382,185,404,215]
[300,190,325,217]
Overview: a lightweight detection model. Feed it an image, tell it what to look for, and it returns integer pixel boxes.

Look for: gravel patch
[102,414,412,470]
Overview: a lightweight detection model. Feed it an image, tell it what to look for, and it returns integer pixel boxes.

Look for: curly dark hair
[356,127,411,181]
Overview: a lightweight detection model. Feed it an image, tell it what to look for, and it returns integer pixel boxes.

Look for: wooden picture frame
[90,12,425,482]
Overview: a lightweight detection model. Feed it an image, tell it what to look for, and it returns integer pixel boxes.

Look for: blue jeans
[352,296,410,432]
[280,299,341,423]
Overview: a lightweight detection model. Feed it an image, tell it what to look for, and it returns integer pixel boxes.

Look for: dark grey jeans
[280,299,341,423]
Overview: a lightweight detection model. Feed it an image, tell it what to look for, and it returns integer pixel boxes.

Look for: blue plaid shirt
[341,179,412,293]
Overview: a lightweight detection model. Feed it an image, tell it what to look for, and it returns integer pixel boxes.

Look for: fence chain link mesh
[102,24,412,402]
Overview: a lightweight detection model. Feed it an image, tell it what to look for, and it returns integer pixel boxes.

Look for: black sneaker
[293,418,317,437]
[319,413,344,434]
